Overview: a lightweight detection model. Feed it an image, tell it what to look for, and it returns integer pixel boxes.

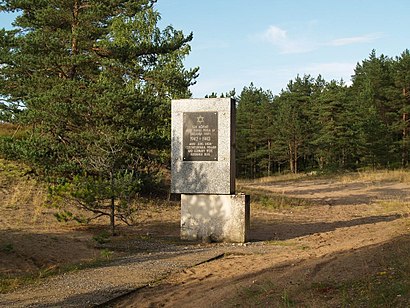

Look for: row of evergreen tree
[229,50,410,178]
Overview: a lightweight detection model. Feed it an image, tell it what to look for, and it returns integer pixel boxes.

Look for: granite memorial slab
[171,98,236,194]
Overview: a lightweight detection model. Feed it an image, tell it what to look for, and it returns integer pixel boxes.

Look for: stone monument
[171,98,250,243]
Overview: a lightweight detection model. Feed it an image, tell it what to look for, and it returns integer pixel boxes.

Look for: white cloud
[329,33,383,46]
[264,25,287,42]
[256,25,383,54]
[259,25,316,54]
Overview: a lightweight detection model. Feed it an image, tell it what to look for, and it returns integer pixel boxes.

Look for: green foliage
[93,231,111,245]
[0,158,31,180]
[54,210,73,223]
[236,49,410,177]
[0,243,14,254]
[236,83,275,178]
[0,251,116,294]
[281,289,295,307]
[243,187,311,209]
[235,280,277,306]
[0,1,198,231]
[48,170,141,233]
[99,248,114,260]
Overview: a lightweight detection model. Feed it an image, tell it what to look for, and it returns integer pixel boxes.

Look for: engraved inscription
[183,112,218,161]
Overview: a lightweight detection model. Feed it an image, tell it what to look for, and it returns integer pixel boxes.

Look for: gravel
[0,240,268,307]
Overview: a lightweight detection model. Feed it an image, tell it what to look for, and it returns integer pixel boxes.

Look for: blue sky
[1,1,409,97]
[156,0,410,97]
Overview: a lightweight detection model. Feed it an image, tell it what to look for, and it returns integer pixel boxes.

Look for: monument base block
[181,194,250,243]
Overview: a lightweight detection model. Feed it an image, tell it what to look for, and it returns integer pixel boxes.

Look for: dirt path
[111,208,409,307]
[0,242,236,307]
[111,178,410,307]
[2,176,410,307]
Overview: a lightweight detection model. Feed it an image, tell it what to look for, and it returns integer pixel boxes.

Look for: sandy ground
[111,178,410,307]
[1,175,410,307]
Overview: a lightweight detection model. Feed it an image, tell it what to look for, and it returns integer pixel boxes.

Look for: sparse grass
[242,187,312,210]
[233,236,410,307]
[0,158,46,212]
[234,281,297,307]
[266,240,310,251]
[309,264,410,307]
[280,289,295,307]
[0,243,15,253]
[238,169,410,213]
[7,179,47,210]
[233,264,409,307]
[266,240,298,247]
[338,169,410,184]
[238,169,410,186]
[333,241,410,307]
[92,230,111,245]
[0,253,115,294]
[99,248,114,260]
[234,280,277,306]
[0,158,31,182]
[374,200,410,216]
[0,123,27,138]
[2,158,410,304]
[237,172,310,186]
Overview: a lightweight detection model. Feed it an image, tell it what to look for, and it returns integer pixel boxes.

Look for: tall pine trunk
[294,142,298,174]
[109,171,116,236]
[289,139,298,174]
[289,143,294,173]
[402,88,409,167]
[110,196,115,236]
[267,139,271,176]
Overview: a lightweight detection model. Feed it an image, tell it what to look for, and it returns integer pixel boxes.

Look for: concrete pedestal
[181,194,250,243]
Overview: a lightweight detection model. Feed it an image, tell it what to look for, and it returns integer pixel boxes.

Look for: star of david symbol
[197,115,204,124]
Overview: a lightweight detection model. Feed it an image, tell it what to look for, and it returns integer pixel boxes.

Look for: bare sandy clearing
[111,178,410,307]
[1,175,410,307]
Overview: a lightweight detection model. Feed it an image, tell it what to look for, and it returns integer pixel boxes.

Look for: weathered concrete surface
[171,98,236,194]
[181,194,250,243]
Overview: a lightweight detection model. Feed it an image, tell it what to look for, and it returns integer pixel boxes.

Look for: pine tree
[275,75,314,173]
[351,50,398,168]
[310,79,356,170]
[0,0,198,233]
[236,83,273,178]
[394,49,410,167]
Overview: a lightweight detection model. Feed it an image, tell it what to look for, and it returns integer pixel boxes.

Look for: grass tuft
[241,187,311,210]
[338,169,410,184]
[0,254,115,294]
[237,172,310,186]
